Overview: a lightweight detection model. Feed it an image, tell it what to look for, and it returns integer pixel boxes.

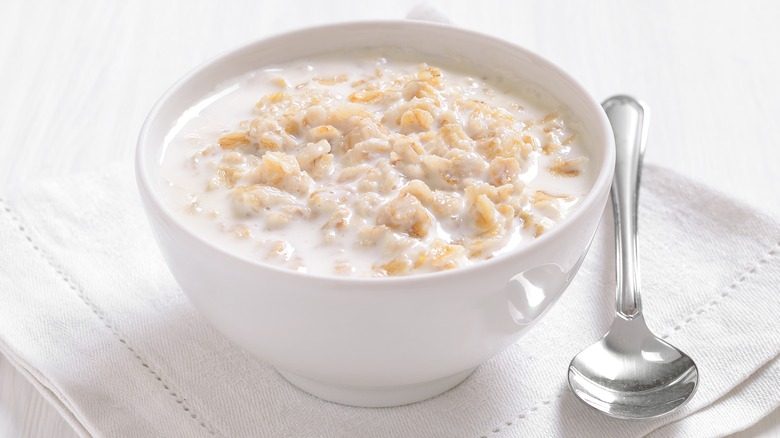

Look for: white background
[1,0,778,436]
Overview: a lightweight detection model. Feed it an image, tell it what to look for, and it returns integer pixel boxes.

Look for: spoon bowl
[567,96,699,419]
[568,313,699,419]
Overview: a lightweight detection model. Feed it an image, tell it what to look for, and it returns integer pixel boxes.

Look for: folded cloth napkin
[0,162,778,438]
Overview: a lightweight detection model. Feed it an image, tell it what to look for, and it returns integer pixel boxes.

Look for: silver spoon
[567,95,699,419]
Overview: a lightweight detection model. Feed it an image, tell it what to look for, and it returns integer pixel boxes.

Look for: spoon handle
[603,96,650,319]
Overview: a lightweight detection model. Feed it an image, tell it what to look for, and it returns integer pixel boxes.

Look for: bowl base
[276,367,477,407]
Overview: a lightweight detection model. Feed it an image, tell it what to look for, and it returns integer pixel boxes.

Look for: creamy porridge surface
[159,49,593,277]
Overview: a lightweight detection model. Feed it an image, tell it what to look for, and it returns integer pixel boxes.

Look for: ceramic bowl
[136,20,614,407]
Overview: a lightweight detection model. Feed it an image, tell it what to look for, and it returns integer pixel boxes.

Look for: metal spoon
[567,95,699,419]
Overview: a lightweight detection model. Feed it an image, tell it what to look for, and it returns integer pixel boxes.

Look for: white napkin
[0,162,778,438]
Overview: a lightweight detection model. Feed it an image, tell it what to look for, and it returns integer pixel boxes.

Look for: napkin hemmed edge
[0,345,92,438]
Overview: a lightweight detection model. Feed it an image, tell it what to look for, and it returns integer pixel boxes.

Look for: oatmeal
[159,49,593,277]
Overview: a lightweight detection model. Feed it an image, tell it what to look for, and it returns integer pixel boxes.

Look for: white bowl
[136,20,614,407]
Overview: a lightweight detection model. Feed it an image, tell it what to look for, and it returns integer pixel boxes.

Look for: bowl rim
[136,19,615,285]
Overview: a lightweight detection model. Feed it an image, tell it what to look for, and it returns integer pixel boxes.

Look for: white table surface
[1,0,778,436]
